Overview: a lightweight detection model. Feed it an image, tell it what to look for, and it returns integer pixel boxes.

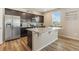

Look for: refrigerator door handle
[6,23,11,28]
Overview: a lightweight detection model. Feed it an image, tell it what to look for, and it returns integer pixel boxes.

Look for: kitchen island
[26,27,61,51]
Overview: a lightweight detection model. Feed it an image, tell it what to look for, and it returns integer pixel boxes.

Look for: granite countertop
[20,26,45,28]
[26,27,61,33]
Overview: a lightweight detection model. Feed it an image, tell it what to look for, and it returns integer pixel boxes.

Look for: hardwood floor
[0,36,79,51]
[41,37,79,51]
[0,37,31,51]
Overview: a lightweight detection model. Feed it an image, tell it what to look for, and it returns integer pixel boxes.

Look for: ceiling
[25,8,55,13]
[64,8,79,12]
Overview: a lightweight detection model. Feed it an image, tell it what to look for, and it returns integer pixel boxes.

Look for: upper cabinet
[8,8,43,15]
[32,16,44,23]
[5,8,44,27]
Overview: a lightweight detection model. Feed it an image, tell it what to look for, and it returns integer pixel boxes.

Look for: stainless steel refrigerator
[5,15,21,41]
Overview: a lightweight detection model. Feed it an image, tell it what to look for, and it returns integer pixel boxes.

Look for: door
[5,15,13,40]
[12,16,20,39]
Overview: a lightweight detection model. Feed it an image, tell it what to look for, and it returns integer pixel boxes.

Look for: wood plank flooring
[0,36,79,51]
[0,37,31,51]
[41,37,79,51]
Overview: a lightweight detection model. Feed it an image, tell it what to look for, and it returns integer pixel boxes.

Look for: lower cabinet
[21,28,27,37]
[32,30,58,51]
[27,30,32,50]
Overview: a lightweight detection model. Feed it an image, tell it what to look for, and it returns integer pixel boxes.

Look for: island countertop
[26,27,61,33]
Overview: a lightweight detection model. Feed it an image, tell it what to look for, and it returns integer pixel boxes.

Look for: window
[52,12,61,26]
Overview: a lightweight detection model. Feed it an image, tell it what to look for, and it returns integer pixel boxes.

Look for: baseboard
[59,35,79,41]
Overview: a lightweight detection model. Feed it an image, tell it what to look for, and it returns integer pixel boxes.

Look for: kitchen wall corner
[0,8,5,44]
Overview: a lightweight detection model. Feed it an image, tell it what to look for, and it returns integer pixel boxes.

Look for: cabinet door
[40,30,58,49]
[33,30,58,51]
[39,16,44,23]
[32,32,39,50]
[27,31,32,49]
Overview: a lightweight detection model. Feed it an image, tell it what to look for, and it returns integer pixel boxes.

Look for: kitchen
[0,0,78,59]
[0,8,61,51]
[0,8,79,51]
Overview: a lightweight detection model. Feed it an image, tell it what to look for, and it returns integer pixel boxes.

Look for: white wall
[43,8,79,40]
[0,8,5,44]
[43,9,64,27]
[60,9,79,40]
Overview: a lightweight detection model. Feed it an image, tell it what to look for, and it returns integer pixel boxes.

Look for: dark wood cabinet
[27,30,32,50]
[5,8,44,23]
[21,28,27,37]
[39,16,44,23]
